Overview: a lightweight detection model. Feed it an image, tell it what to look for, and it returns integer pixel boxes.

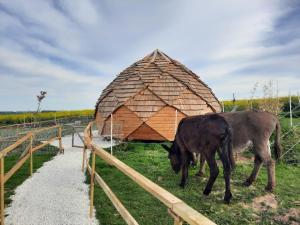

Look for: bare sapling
[248,82,259,109]
[34,91,47,127]
[259,81,282,115]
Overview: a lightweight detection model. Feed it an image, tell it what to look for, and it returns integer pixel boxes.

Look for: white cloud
[0,0,299,111]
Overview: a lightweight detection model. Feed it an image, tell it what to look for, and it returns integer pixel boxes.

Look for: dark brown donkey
[195,110,281,191]
[162,114,235,203]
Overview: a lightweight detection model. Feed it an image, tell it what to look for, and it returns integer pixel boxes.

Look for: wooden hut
[95,49,222,141]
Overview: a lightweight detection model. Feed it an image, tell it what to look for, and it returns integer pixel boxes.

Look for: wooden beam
[1,132,32,156]
[94,173,139,225]
[31,137,58,153]
[84,122,93,148]
[82,146,86,172]
[168,209,183,225]
[30,135,33,176]
[58,126,63,154]
[4,153,30,183]
[91,144,216,225]
[172,202,216,225]
[89,150,96,218]
[92,145,181,208]
[85,121,216,225]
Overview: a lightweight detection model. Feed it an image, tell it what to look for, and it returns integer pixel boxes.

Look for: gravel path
[4,133,111,225]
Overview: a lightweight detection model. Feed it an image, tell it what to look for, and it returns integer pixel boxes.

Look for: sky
[0,0,299,111]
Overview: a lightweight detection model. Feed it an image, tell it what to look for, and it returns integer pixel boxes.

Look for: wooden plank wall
[127,123,166,141]
[97,105,187,141]
[101,106,142,138]
[146,106,186,140]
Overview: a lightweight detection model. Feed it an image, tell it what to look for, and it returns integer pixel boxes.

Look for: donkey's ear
[161,144,170,152]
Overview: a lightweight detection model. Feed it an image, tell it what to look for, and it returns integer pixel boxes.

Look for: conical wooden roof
[95,49,221,119]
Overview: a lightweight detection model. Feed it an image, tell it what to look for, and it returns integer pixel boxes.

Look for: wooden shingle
[95,49,222,140]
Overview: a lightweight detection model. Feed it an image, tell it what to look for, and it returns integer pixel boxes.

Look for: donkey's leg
[196,153,206,177]
[179,161,189,188]
[203,153,219,196]
[223,166,232,204]
[256,141,276,191]
[265,159,276,191]
[244,155,262,186]
[218,149,232,204]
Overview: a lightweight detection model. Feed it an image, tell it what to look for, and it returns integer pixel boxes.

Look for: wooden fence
[83,121,216,225]
[0,125,63,225]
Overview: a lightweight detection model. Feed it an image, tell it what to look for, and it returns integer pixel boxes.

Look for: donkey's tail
[227,128,235,170]
[274,119,282,160]
[221,128,235,171]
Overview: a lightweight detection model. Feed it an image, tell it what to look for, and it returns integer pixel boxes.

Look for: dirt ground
[242,193,299,224]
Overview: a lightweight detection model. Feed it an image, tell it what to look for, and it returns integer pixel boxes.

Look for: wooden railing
[83,121,216,225]
[0,125,63,225]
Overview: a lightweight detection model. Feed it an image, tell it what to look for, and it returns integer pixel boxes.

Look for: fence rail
[83,121,216,225]
[0,125,63,225]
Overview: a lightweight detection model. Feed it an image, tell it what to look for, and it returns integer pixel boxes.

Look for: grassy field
[87,118,300,225]
[1,111,298,224]
[0,109,94,125]
[87,144,299,225]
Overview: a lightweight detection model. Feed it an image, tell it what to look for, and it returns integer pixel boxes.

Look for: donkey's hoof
[179,183,186,189]
[265,185,274,192]
[243,180,252,187]
[203,188,211,196]
[223,193,232,204]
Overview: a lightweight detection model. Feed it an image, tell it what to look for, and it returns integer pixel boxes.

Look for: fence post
[58,126,63,154]
[90,125,93,140]
[72,126,75,148]
[168,209,183,225]
[174,219,183,225]
[89,149,96,218]
[82,145,86,172]
[174,109,178,135]
[289,93,293,127]
[30,133,33,176]
[0,155,4,225]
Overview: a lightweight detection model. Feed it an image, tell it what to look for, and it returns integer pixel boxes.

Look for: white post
[289,92,293,127]
[174,109,178,134]
[110,113,113,155]
[222,102,225,112]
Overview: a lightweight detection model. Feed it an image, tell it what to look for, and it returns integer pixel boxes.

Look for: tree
[36,91,47,113]
[34,91,47,126]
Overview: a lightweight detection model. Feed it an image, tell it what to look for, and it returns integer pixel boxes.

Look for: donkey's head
[162,142,181,174]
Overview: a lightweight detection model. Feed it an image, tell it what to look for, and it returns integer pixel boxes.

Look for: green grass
[87,142,300,225]
[0,109,94,125]
[3,147,57,209]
